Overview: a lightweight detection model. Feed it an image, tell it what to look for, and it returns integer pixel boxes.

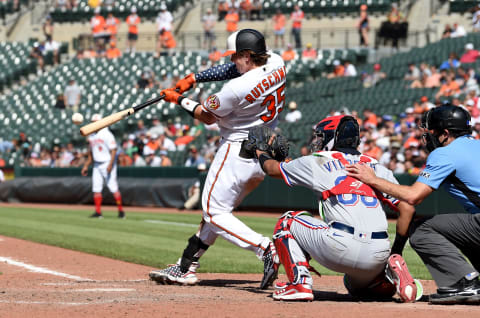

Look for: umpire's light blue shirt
[417,135,480,214]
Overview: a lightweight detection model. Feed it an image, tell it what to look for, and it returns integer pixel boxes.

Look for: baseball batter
[149,29,284,288]
[81,114,125,218]
[253,115,418,302]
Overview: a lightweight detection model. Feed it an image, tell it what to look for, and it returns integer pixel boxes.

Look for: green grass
[0,206,432,279]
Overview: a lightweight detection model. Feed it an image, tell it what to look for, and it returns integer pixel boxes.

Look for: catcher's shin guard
[180,234,209,272]
[273,211,313,285]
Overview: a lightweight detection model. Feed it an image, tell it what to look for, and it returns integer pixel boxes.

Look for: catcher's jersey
[201,51,286,142]
[88,128,117,162]
[279,151,399,232]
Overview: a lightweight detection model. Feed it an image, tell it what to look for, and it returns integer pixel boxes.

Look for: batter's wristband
[178,96,200,117]
[258,152,274,172]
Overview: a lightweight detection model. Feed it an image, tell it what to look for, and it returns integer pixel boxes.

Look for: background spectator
[327,59,344,78]
[105,12,120,42]
[358,4,369,47]
[460,43,480,64]
[218,0,229,21]
[181,163,207,210]
[450,22,466,38]
[272,9,286,48]
[54,94,66,109]
[439,52,460,70]
[281,43,296,61]
[126,7,140,53]
[157,29,176,57]
[30,41,45,73]
[156,3,173,33]
[285,101,302,123]
[290,4,304,49]
[44,37,60,64]
[43,16,54,41]
[106,41,121,59]
[63,79,81,111]
[343,60,357,77]
[302,43,316,59]
[202,8,216,50]
[184,146,205,167]
[225,8,239,34]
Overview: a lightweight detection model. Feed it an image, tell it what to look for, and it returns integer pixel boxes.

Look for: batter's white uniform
[198,52,286,259]
[277,151,399,288]
[87,127,119,193]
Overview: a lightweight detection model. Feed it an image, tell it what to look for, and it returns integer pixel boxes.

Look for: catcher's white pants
[199,140,271,259]
[92,161,118,193]
[287,214,390,288]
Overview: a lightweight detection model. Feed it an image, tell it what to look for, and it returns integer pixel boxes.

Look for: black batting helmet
[311,115,360,152]
[222,29,267,57]
[421,104,472,133]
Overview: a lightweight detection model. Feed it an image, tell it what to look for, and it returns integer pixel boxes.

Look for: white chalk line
[144,219,198,228]
[0,257,92,281]
[0,300,91,306]
[74,288,136,292]
[41,279,148,286]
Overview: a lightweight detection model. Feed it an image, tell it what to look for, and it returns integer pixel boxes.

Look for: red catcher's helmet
[311,115,360,152]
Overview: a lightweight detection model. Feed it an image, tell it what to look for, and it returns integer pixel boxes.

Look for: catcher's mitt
[242,126,289,161]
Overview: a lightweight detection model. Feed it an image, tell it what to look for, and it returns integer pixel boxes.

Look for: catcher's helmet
[421,104,472,152]
[222,29,267,57]
[311,115,360,152]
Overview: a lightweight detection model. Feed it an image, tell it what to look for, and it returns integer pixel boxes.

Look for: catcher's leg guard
[273,211,313,285]
[180,234,210,272]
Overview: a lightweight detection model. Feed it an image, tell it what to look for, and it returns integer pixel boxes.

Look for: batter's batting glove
[161,89,183,104]
[175,73,196,93]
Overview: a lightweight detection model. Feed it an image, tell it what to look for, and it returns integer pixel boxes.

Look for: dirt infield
[1,235,479,318]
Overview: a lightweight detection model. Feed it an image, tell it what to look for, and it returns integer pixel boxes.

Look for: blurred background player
[81,113,125,219]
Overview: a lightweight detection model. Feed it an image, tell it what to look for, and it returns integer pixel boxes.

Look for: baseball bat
[80,93,166,136]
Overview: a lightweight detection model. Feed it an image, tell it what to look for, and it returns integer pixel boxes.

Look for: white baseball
[72,112,84,125]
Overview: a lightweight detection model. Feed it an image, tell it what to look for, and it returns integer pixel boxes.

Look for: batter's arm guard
[195,63,241,82]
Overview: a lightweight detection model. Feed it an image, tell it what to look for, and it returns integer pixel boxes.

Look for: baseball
[72,112,84,125]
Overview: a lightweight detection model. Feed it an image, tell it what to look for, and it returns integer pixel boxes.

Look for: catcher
[247,115,421,302]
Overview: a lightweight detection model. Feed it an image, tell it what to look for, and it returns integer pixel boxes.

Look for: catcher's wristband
[258,152,274,172]
[178,96,200,117]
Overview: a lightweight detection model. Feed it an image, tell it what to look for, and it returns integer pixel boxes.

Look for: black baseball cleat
[89,212,103,218]
[260,242,279,289]
[429,277,480,305]
[118,211,126,219]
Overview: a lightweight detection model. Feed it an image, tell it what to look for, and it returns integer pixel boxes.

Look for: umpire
[347,104,480,305]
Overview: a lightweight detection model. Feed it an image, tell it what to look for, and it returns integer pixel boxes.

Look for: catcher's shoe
[149,260,199,285]
[386,254,417,302]
[274,281,289,290]
[260,242,279,289]
[273,283,313,301]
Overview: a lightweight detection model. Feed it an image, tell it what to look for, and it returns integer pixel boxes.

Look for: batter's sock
[93,193,102,214]
[113,191,124,212]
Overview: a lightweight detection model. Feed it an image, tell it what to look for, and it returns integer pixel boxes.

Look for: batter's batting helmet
[311,115,360,152]
[421,104,472,152]
[222,29,267,57]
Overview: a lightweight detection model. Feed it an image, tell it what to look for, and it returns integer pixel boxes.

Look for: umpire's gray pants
[409,213,480,287]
